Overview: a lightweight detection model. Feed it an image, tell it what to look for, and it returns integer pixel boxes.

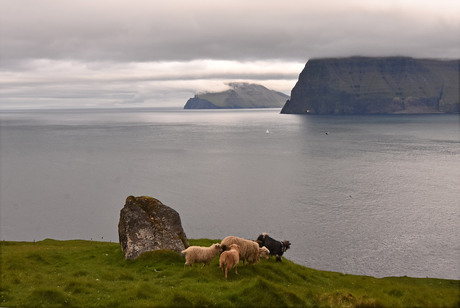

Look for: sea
[0,108,459,279]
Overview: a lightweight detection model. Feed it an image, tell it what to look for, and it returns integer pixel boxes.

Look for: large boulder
[118,195,189,259]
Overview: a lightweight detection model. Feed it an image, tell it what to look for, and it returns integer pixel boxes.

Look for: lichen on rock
[118,195,189,259]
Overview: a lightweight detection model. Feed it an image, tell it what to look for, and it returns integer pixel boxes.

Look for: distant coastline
[184,82,289,109]
[281,57,460,115]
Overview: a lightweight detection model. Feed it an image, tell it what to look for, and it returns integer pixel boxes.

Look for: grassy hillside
[1,239,459,307]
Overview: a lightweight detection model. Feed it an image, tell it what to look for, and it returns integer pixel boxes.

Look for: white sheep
[259,246,270,260]
[181,243,221,267]
[221,236,270,264]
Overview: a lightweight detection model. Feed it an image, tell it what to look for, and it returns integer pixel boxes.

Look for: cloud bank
[1,0,459,108]
[0,59,303,108]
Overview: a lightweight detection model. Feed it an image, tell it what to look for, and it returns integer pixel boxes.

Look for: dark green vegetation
[281,57,459,114]
[184,82,289,109]
[1,239,459,307]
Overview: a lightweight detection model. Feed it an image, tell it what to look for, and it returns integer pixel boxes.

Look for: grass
[1,239,459,307]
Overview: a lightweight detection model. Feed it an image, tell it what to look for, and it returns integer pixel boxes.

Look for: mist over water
[1,108,459,279]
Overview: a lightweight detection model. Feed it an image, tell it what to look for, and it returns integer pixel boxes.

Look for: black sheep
[256,233,291,262]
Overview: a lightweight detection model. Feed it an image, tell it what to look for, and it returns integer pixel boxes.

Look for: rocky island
[281,57,459,114]
[184,82,289,109]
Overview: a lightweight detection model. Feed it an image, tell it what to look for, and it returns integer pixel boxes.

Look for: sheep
[181,243,221,267]
[221,236,270,264]
[219,244,240,280]
[259,246,270,260]
[256,233,291,262]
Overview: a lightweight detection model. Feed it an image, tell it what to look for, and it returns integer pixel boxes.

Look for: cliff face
[184,82,289,109]
[281,57,459,114]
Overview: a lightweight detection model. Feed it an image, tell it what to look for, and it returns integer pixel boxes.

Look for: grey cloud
[1,0,459,108]
[2,0,459,65]
[0,59,303,108]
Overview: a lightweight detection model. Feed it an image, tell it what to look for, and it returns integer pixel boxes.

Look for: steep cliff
[184,82,289,109]
[281,57,459,114]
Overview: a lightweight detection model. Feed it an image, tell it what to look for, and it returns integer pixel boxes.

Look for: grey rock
[118,195,189,259]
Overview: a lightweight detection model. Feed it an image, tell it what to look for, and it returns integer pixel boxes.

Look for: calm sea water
[1,108,459,279]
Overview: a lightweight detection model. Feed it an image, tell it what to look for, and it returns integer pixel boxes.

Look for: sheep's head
[282,240,291,252]
[259,246,270,259]
[212,243,221,250]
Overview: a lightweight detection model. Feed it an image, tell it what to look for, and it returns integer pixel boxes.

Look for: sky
[1,0,459,109]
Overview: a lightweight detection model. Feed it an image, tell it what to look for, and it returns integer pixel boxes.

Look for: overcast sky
[1,0,459,109]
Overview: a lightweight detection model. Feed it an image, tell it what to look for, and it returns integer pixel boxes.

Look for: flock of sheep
[181,234,290,280]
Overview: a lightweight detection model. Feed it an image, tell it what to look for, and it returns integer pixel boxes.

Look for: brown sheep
[219,244,240,280]
[221,236,269,264]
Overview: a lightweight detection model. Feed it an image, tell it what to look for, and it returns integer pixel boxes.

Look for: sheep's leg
[225,267,228,280]
[235,264,238,275]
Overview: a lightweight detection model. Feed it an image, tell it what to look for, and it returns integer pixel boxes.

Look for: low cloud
[2,0,459,64]
[1,0,459,108]
[0,59,304,108]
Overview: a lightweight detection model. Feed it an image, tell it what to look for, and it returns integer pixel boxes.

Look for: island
[281,57,459,114]
[184,82,289,109]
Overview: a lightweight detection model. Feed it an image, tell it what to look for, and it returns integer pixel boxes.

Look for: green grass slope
[1,239,458,307]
